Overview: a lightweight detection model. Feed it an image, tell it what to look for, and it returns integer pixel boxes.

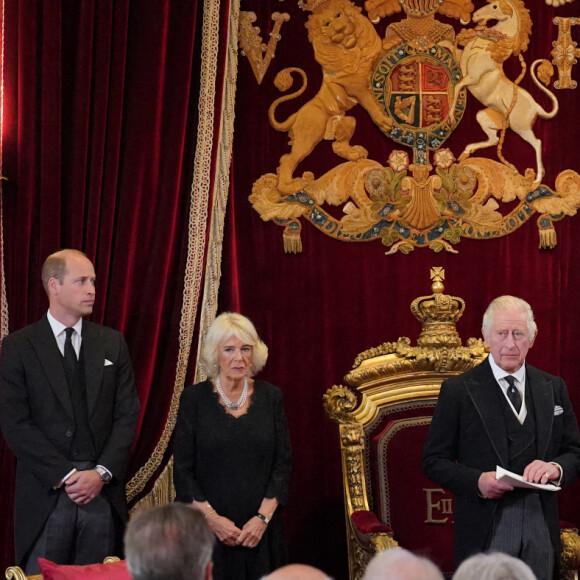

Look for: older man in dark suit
[0,249,140,574]
[422,295,580,580]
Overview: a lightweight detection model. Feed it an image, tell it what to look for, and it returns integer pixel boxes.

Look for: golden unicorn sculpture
[449,0,558,184]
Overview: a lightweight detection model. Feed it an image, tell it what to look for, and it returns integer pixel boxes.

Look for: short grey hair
[124,503,214,580]
[201,312,268,378]
[362,548,444,580]
[482,295,537,341]
[452,552,537,580]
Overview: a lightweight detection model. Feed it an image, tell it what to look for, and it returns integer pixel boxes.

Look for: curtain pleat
[0,0,223,569]
[127,0,239,502]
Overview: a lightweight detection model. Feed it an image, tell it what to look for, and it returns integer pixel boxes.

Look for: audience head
[201,312,268,378]
[124,503,214,580]
[263,564,332,579]
[452,552,537,580]
[362,548,444,580]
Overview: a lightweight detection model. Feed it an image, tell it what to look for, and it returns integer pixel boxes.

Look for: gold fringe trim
[126,0,224,503]
[195,0,241,384]
[125,0,241,505]
[0,0,8,341]
[129,457,175,516]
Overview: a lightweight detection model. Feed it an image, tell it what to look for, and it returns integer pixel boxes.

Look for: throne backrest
[368,397,454,574]
[324,269,487,579]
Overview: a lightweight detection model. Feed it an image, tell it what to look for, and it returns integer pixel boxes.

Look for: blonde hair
[201,312,268,378]
[482,295,537,341]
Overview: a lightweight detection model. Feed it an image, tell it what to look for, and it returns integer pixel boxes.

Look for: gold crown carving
[398,0,445,16]
[410,267,465,348]
[298,0,332,11]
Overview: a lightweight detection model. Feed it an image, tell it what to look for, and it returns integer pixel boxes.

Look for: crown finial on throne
[297,0,331,11]
[410,267,465,348]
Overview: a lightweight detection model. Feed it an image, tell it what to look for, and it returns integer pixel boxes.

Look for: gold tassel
[129,457,175,517]
[283,224,302,254]
[539,226,557,249]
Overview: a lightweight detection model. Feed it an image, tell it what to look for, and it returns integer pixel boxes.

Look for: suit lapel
[465,358,510,467]
[34,315,75,418]
[81,320,105,416]
[527,364,554,460]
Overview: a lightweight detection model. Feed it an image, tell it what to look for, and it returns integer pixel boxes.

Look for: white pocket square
[104,359,114,367]
[554,405,564,416]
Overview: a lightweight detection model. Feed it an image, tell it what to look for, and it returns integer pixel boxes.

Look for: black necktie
[63,327,78,385]
[505,375,522,413]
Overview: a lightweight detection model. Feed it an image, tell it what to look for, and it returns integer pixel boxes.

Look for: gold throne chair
[323,268,580,580]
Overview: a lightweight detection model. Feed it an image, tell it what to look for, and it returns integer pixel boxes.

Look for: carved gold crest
[248,0,580,254]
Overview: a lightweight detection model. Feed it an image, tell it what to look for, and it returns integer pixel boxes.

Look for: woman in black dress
[174,312,292,580]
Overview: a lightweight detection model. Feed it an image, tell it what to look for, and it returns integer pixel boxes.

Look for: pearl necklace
[215,376,248,410]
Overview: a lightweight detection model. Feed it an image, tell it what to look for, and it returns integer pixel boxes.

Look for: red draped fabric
[2,0,580,577]
[223,0,580,576]
[0,0,230,569]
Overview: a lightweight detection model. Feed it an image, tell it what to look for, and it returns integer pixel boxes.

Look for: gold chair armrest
[561,528,580,580]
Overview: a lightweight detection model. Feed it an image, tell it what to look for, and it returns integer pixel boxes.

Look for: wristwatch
[95,465,112,484]
[257,512,270,524]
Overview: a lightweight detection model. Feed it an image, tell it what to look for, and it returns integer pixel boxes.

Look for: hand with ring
[523,459,561,484]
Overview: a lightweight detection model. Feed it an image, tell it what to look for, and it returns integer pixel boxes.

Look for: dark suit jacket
[0,315,140,565]
[422,357,580,566]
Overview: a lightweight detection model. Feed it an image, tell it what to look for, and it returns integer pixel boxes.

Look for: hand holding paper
[496,466,561,491]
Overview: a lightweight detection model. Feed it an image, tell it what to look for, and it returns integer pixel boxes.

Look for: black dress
[174,379,292,580]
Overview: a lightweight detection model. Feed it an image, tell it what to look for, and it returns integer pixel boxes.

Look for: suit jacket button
[65,430,73,437]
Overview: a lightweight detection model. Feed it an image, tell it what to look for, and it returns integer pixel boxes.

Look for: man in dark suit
[422,295,580,580]
[0,249,140,574]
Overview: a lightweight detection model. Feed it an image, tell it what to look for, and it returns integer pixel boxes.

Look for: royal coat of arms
[246,0,580,254]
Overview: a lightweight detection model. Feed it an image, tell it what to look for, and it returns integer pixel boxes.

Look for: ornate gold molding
[239,11,290,84]
[552,17,580,89]
[560,528,580,580]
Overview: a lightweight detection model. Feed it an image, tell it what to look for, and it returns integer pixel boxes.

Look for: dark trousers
[23,488,117,574]
[488,491,554,580]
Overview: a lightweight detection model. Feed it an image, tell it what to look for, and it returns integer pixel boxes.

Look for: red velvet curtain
[3,0,580,577]
[0,0,210,569]
[223,0,580,576]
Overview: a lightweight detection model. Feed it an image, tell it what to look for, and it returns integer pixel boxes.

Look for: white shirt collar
[488,353,526,385]
[47,310,83,338]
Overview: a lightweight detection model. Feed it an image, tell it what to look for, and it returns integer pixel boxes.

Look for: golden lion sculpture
[268,0,392,195]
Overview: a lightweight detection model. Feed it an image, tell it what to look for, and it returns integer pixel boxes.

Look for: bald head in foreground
[263,564,332,580]
[362,548,444,580]
[453,552,537,580]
